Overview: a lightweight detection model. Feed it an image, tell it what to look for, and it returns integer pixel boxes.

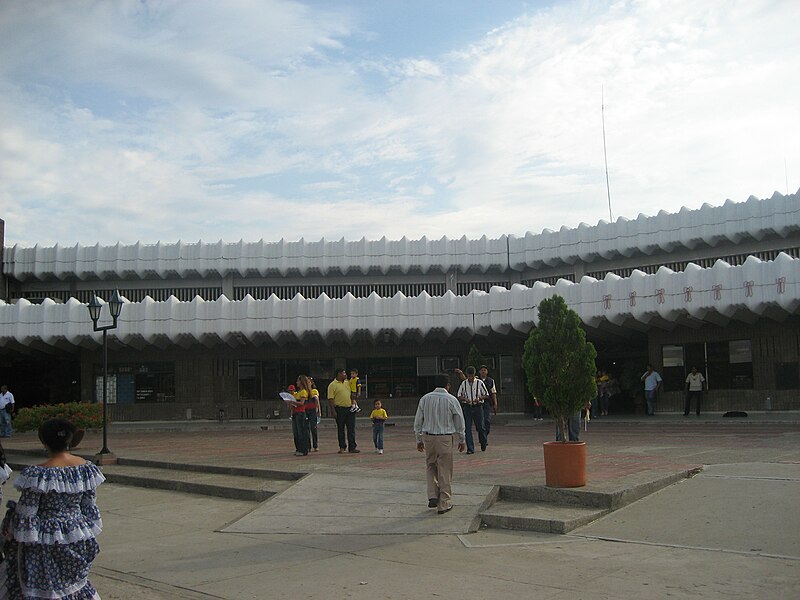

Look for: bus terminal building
[1,190,799,420]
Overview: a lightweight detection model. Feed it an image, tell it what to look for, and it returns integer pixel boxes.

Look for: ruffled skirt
[0,539,101,599]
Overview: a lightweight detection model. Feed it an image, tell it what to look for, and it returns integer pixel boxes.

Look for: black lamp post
[87,290,123,463]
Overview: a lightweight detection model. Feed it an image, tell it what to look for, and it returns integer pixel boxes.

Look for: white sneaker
[378,449,383,454]
[350,405,361,413]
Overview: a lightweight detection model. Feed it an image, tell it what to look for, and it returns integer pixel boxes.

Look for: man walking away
[414,373,466,514]
[328,369,359,453]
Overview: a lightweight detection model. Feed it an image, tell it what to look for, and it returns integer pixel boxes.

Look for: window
[498,355,514,394]
[95,363,175,404]
[775,362,799,390]
[729,340,753,389]
[441,356,460,371]
[238,361,261,401]
[416,356,438,376]
[662,345,685,391]
[706,342,731,390]
[661,340,752,391]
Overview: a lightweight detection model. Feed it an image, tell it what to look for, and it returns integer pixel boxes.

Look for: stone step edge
[115,457,305,481]
[498,467,702,509]
[4,449,305,481]
[480,505,609,534]
[101,472,273,502]
[5,458,275,502]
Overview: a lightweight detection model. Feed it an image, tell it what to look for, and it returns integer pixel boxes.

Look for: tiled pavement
[4,413,799,492]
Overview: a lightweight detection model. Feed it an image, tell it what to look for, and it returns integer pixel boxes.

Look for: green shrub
[522,295,597,442]
[13,403,104,433]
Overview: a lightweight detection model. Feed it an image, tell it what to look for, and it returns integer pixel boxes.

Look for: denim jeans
[307,411,318,449]
[292,412,309,454]
[645,389,657,415]
[481,402,493,437]
[0,409,12,437]
[462,404,486,452]
[372,421,384,450]
[555,414,581,441]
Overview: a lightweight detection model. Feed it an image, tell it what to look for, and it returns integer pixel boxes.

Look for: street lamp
[87,290,123,464]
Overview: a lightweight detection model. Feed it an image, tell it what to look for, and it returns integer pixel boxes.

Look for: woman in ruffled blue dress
[0,418,105,599]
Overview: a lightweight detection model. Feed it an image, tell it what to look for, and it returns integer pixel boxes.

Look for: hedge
[13,403,104,433]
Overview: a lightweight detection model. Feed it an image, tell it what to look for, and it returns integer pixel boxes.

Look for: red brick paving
[4,419,799,490]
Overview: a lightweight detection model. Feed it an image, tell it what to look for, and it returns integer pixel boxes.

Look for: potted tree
[522,295,597,487]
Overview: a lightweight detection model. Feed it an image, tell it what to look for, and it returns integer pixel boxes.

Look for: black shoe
[428,498,439,508]
[348,448,361,453]
[437,506,453,514]
[480,444,486,451]
[466,450,475,454]
[683,413,689,416]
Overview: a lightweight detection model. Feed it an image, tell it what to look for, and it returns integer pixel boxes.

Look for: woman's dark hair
[38,418,77,453]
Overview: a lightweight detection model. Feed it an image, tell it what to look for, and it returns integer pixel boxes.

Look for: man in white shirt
[640,365,663,416]
[0,385,15,438]
[414,373,466,514]
[457,366,489,454]
[684,366,706,416]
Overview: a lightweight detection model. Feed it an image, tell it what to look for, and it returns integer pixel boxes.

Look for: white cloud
[0,0,798,247]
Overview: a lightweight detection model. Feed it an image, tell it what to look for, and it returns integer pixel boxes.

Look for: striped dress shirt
[413,387,466,444]
[457,378,488,405]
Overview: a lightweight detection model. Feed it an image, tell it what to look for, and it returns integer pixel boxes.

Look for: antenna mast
[602,85,613,222]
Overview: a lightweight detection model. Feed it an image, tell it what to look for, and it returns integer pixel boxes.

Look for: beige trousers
[424,433,455,510]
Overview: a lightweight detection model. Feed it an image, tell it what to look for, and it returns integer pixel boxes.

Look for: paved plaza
[2,414,799,599]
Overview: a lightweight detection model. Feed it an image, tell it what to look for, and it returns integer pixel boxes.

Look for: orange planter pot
[543,441,587,487]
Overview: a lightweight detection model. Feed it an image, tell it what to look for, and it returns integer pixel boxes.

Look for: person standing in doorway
[478,365,497,440]
[684,366,706,416]
[457,367,489,454]
[0,385,14,438]
[641,364,663,415]
[328,368,359,453]
[413,373,466,514]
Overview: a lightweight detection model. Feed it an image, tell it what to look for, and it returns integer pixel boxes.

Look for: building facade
[1,191,799,420]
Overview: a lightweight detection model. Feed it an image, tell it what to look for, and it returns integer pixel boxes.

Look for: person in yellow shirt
[348,369,362,413]
[291,376,313,456]
[369,399,388,454]
[328,368,359,453]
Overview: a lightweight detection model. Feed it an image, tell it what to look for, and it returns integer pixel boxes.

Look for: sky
[1,0,798,247]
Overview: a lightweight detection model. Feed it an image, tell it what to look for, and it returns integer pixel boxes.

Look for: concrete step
[5,453,301,502]
[480,499,609,534]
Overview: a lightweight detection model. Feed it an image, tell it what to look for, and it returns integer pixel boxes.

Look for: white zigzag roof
[1,254,797,351]
[4,191,798,281]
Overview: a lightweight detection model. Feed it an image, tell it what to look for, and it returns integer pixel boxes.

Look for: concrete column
[446,269,458,294]
[222,273,234,299]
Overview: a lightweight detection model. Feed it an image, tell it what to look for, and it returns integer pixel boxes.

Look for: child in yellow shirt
[369,399,388,454]
[349,369,362,413]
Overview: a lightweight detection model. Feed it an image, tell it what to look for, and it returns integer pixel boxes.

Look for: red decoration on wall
[777,277,786,294]
[603,294,612,309]
[744,281,754,297]
[629,291,636,307]
[684,287,693,302]
[656,288,665,304]
[712,284,722,300]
